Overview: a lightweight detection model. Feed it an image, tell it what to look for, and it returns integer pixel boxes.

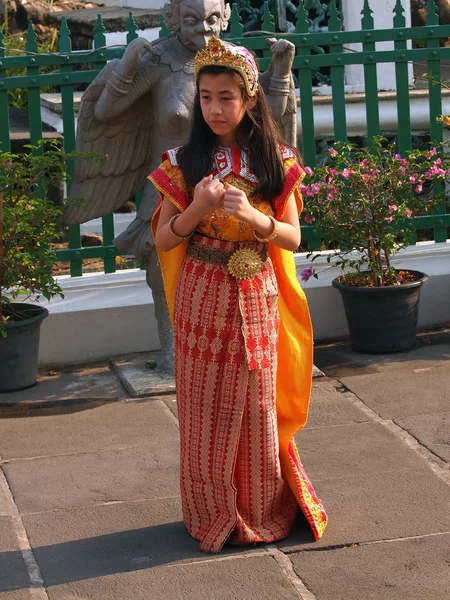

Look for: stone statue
[64,0,297,375]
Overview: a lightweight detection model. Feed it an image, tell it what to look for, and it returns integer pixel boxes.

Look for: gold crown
[194,36,259,97]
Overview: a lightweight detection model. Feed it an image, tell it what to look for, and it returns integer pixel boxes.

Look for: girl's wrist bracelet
[254,215,279,242]
[168,214,194,240]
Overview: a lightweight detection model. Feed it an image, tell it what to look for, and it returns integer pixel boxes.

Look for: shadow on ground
[0,515,315,593]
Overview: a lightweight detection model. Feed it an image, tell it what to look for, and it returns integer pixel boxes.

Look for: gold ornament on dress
[194,36,259,97]
[227,248,264,280]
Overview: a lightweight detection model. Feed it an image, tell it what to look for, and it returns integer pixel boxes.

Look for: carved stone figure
[64,0,297,375]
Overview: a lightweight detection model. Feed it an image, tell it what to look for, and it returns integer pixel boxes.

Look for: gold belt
[186,240,268,280]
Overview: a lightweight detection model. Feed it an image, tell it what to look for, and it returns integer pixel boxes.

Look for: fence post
[393,0,412,153]
[0,30,11,152]
[296,1,316,166]
[328,1,348,142]
[361,0,381,140]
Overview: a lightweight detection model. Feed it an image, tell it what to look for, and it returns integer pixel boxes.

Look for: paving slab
[3,436,180,514]
[395,410,450,463]
[0,363,125,408]
[0,517,31,594]
[0,397,177,460]
[280,468,450,551]
[290,534,450,600]
[306,381,373,428]
[23,497,263,587]
[314,329,450,379]
[0,591,35,599]
[161,395,178,419]
[111,352,176,397]
[339,362,450,419]
[43,554,298,600]
[297,421,422,482]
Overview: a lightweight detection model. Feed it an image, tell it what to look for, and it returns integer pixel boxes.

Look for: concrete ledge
[38,270,159,365]
[37,243,450,365]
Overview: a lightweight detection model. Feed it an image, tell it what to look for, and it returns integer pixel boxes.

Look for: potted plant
[0,142,91,392]
[300,136,448,353]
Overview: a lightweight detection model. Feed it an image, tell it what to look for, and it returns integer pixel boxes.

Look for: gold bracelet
[168,214,194,240]
[254,216,279,242]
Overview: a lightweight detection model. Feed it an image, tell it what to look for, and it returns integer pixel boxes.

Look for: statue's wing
[64,60,153,225]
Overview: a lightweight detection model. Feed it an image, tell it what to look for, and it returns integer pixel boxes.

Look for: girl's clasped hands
[193,174,254,224]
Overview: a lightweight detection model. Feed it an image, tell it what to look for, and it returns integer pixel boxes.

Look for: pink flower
[409,174,418,184]
[388,204,398,213]
[405,209,413,218]
[310,183,321,195]
[301,266,314,282]
[415,182,423,193]
[329,147,338,157]
[385,216,394,223]
[304,166,314,176]
[426,148,437,159]
[304,214,316,224]
[425,165,446,177]
[360,159,369,168]
[341,168,354,179]
[395,154,409,166]
[299,184,311,197]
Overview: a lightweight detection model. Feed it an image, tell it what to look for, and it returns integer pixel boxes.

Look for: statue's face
[179,0,223,52]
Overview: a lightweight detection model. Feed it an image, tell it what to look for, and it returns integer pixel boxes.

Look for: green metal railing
[0,0,449,275]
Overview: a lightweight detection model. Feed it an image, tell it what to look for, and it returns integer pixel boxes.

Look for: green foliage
[0,141,100,334]
[1,24,58,111]
[301,136,448,287]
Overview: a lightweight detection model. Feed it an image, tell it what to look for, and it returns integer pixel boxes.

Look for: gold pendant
[227,248,264,280]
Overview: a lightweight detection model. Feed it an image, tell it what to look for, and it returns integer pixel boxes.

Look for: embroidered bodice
[150,145,304,243]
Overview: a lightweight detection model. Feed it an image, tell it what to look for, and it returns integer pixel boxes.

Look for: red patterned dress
[150,145,327,553]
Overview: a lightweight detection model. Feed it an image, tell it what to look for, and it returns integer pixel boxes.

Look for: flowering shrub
[300,136,448,287]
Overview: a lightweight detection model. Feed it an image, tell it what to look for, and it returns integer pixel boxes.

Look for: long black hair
[177,65,301,203]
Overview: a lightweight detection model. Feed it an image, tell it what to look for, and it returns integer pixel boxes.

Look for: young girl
[150,36,327,554]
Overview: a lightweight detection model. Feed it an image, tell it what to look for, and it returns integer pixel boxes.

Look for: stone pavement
[0,330,449,600]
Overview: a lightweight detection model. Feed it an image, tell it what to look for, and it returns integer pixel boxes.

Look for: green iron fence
[0,0,449,276]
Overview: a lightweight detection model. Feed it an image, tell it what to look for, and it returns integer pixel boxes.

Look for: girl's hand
[223,184,257,224]
[191,175,225,216]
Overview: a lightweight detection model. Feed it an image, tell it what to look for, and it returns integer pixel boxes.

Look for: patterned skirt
[174,234,299,553]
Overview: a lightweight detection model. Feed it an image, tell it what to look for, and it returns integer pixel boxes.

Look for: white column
[341,0,413,92]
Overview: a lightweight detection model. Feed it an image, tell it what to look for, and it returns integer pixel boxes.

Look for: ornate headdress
[194,36,259,97]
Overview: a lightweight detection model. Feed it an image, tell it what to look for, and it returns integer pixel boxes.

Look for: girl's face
[199,72,247,146]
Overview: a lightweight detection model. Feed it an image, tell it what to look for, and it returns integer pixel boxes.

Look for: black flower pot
[332,270,428,353]
[0,303,49,393]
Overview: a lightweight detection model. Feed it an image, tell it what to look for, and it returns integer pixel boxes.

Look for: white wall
[120,0,166,9]
[37,244,450,364]
[342,0,413,91]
